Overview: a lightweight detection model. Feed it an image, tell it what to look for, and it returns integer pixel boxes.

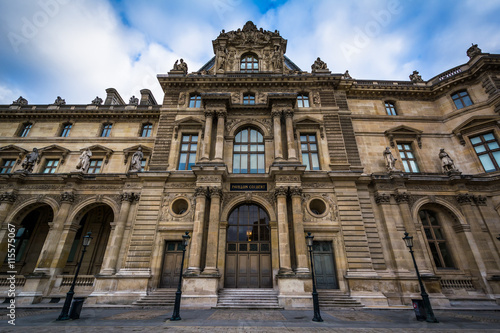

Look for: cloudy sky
[1,0,499,105]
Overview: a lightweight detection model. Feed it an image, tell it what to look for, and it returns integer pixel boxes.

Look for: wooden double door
[224,204,272,288]
[160,241,183,288]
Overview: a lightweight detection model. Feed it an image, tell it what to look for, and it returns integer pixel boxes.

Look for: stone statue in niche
[76,148,92,173]
[439,148,458,173]
[129,147,143,172]
[383,147,398,172]
[20,148,39,173]
[271,45,283,71]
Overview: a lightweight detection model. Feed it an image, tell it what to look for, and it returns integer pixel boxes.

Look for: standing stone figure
[439,148,458,172]
[130,147,144,172]
[76,148,92,173]
[21,148,39,173]
[383,147,397,171]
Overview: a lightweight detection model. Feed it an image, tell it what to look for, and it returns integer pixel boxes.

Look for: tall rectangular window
[300,134,320,170]
[470,132,500,172]
[0,159,16,174]
[60,123,72,137]
[420,210,455,268]
[397,143,419,173]
[385,101,397,115]
[87,159,102,174]
[178,134,198,170]
[19,123,32,137]
[43,159,59,174]
[101,123,112,137]
[189,94,202,108]
[141,123,152,137]
[297,94,309,108]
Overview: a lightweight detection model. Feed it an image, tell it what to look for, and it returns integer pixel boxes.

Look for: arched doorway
[2,205,52,275]
[63,205,112,275]
[225,204,272,288]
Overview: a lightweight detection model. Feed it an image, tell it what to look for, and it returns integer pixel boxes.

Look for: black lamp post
[402,231,438,323]
[170,231,190,321]
[306,232,323,322]
[57,231,92,321]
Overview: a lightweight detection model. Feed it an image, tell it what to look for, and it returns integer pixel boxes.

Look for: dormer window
[240,54,258,73]
[243,93,255,105]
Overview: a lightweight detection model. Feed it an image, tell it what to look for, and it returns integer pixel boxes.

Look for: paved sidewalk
[1,307,500,332]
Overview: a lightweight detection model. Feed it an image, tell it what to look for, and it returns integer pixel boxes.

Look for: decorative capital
[121,192,139,202]
[204,110,214,118]
[456,193,473,205]
[473,195,487,206]
[375,192,391,205]
[274,186,288,198]
[289,186,302,197]
[216,110,227,119]
[194,186,208,198]
[0,192,17,203]
[394,191,410,204]
[60,192,75,203]
[271,110,282,118]
[209,186,223,199]
[284,110,294,118]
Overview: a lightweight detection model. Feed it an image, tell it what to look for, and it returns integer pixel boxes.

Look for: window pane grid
[452,91,473,109]
[178,134,198,170]
[20,123,32,137]
[141,123,152,137]
[297,94,309,108]
[240,54,258,73]
[385,102,397,115]
[470,132,500,172]
[101,123,112,137]
[189,94,202,108]
[87,159,102,174]
[233,127,265,173]
[61,123,72,137]
[420,210,454,268]
[300,134,320,170]
[43,159,59,174]
[0,159,16,174]
[397,143,419,173]
[243,94,255,105]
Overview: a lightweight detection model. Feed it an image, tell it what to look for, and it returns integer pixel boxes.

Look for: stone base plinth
[181,275,220,308]
[277,275,313,309]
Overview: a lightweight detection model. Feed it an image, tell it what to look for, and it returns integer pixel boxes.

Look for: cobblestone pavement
[1,308,500,332]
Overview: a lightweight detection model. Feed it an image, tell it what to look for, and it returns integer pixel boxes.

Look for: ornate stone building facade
[1,22,500,309]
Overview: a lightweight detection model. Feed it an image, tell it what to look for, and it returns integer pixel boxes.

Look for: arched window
[419,209,455,269]
[189,94,202,108]
[240,54,258,73]
[233,127,265,173]
[243,93,255,105]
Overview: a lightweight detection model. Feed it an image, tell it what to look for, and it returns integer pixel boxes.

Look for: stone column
[186,187,208,275]
[202,187,222,275]
[290,186,309,273]
[274,186,292,274]
[50,219,81,272]
[213,110,226,161]
[272,110,284,161]
[32,192,75,275]
[0,192,17,267]
[201,110,214,161]
[284,110,297,161]
[99,192,138,275]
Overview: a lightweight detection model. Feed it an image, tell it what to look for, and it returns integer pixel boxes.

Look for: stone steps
[132,288,176,307]
[318,291,364,309]
[214,288,282,309]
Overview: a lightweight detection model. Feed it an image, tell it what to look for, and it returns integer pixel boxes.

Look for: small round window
[171,198,189,216]
[308,198,327,217]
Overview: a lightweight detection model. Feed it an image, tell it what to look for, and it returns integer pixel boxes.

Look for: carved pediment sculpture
[53,96,66,106]
[467,43,482,59]
[12,96,28,106]
[311,57,329,72]
[409,70,423,83]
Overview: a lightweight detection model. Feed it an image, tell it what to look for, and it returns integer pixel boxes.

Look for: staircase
[214,288,282,309]
[318,291,364,309]
[133,288,176,307]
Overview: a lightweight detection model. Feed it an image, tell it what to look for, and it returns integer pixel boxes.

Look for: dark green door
[313,241,339,289]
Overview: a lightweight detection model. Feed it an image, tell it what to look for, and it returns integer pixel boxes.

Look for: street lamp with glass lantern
[57,231,92,321]
[402,231,438,323]
[169,231,190,321]
[306,232,323,322]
